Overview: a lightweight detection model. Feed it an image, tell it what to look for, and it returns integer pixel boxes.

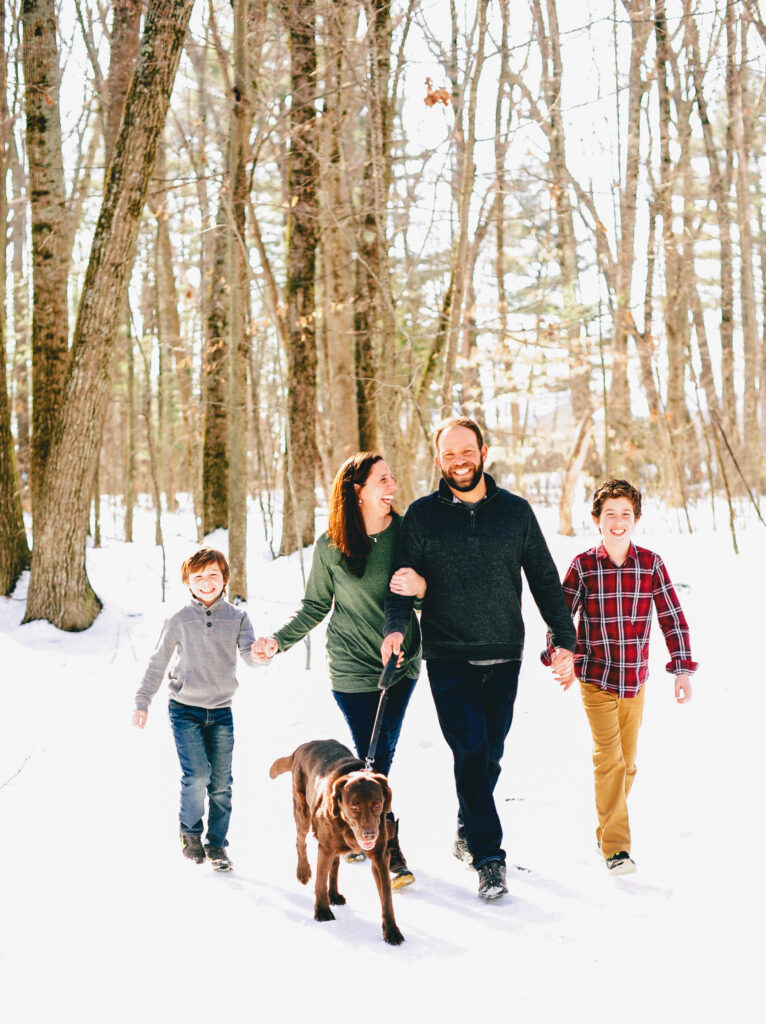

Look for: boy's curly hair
[181,548,231,586]
[591,479,642,520]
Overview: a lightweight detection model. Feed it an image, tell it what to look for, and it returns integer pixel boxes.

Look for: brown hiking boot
[180,833,205,863]
[387,818,415,889]
[205,846,233,872]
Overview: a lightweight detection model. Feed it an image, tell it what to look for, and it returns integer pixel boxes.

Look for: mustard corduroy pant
[579,681,646,859]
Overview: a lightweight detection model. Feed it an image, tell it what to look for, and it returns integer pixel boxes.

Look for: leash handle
[378,652,399,690]
[364,654,399,771]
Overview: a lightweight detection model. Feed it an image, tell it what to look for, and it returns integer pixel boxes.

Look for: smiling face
[187,563,225,607]
[435,424,488,497]
[594,496,639,554]
[356,459,397,526]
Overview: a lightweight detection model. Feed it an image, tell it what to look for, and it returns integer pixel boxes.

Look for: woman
[254,452,424,887]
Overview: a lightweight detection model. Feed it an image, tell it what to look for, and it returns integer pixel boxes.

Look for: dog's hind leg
[328,855,345,906]
[313,844,336,922]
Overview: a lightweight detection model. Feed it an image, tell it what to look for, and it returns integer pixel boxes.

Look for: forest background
[1,0,765,632]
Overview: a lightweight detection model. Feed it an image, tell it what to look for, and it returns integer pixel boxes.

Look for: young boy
[133,548,262,871]
[543,479,697,875]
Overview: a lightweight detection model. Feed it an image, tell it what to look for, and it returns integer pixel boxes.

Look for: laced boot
[387,818,415,889]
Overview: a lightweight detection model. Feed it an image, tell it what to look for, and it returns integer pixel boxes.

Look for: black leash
[363,653,399,772]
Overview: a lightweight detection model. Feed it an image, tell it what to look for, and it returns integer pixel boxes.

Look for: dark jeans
[331,677,417,779]
[427,659,520,868]
[168,701,234,848]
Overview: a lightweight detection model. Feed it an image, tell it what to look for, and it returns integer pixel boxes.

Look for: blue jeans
[427,659,520,867]
[331,677,417,778]
[168,701,234,848]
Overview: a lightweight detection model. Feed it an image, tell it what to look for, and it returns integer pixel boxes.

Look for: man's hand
[381,631,405,667]
[675,674,692,704]
[252,637,278,662]
[390,567,426,600]
[132,709,148,729]
[551,648,575,689]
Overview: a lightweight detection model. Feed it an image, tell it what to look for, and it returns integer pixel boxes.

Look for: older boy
[544,479,697,875]
[133,548,262,871]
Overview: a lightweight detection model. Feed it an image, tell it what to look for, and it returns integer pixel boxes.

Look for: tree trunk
[0,0,31,593]
[318,0,359,470]
[203,203,230,534]
[278,0,318,555]
[22,0,70,511]
[228,0,250,600]
[24,0,196,630]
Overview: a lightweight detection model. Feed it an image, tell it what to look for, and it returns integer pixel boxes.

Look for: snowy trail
[1,506,763,1022]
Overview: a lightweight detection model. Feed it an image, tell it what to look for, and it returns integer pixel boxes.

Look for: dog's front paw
[329,891,346,906]
[314,905,336,923]
[297,863,312,885]
[383,924,404,946]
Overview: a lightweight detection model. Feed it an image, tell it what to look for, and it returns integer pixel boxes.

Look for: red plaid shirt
[542,543,698,697]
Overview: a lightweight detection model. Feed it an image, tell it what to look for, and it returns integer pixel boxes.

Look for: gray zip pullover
[135,596,258,711]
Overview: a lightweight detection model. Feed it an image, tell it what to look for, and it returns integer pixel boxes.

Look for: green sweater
[273,516,421,693]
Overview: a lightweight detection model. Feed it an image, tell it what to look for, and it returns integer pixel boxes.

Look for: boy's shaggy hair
[181,548,231,586]
[591,479,642,520]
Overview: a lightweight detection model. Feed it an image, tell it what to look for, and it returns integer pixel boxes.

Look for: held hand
[252,636,278,662]
[551,648,575,690]
[381,631,405,668]
[675,674,693,704]
[390,567,426,600]
[132,709,148,729]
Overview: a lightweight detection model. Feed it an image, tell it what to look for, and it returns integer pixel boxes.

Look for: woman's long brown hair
[327,452,385,577]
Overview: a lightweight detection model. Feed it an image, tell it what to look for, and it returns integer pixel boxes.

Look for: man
[383,417,575,901]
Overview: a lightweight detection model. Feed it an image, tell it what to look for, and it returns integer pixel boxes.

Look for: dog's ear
[330,776,347,817]
[370,773,392,815]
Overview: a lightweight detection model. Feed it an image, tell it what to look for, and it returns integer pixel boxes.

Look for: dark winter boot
[205,845,233,872]
[180,833,205,864]
[387,818,415,889]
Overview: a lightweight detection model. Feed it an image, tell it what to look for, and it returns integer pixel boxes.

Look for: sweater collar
[190,594,226,612]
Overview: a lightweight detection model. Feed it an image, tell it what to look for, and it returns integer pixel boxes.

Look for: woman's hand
[389,567,426,600]
[132,709,148,728]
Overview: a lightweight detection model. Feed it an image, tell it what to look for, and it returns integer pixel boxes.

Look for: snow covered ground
[1,497,763,1023]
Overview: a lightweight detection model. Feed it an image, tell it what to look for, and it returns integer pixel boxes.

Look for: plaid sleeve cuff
[666,658,699,675]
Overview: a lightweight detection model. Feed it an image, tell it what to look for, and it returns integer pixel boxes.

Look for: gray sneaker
[605,851,636,876]
[477,860,508,900]
[452,834,474,869]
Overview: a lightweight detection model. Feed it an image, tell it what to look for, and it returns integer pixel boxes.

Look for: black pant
[331,676,417,778]
[427,659,520,867]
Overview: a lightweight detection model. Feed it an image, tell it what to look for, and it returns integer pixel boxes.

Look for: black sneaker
[452,833,474,869]
[605,851,636,875]
[477,859,508,900]
[205,846,233,872]
[180,833,205,863]
[387,818,415,889]
[344,851,366,863]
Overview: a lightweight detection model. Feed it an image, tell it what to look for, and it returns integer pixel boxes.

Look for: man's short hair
[181,548,231,586]
[591,479,642,519]
[433,416,485,452]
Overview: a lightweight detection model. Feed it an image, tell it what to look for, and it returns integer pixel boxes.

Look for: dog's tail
[269,754,294,779]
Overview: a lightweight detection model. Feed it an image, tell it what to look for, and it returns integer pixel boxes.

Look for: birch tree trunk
[24,0,195,630]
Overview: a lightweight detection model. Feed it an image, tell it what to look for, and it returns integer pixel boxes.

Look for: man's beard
[441,458,484,493]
